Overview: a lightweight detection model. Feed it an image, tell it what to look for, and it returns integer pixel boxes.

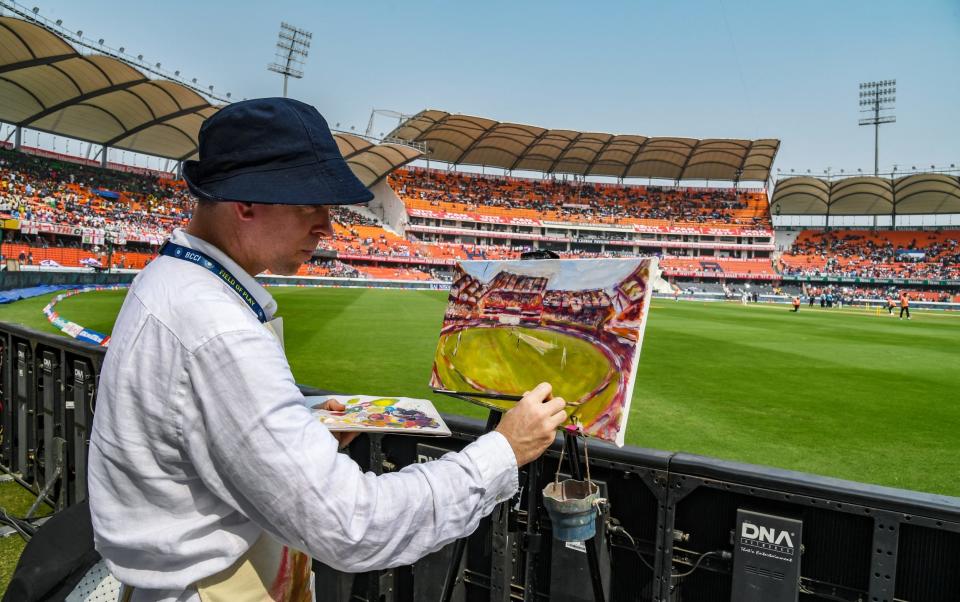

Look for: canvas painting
[429,258,657,446]
[306,395,451,436]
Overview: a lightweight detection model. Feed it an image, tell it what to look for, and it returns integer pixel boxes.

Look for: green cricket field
[2,288,959,497]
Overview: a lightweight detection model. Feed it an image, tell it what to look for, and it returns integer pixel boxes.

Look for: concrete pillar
[100,146,108,168]
[14,126,22,150]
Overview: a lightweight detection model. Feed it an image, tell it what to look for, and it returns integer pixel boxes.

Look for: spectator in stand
[780,229,960,282]
[388,166,769,227]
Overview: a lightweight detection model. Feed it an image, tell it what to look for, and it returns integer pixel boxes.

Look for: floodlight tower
[858,80,896,176]
[268,22,312,97]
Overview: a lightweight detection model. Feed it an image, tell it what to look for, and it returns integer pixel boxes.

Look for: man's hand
[315,399,360,449]
[495,382,567,467]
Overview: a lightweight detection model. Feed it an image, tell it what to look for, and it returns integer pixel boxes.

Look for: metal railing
[2,321,959,601]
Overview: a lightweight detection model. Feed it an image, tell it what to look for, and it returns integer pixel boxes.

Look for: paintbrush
[433,389,579,407]
[433,389,524,401]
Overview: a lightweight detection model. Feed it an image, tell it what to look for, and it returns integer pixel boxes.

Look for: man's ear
[233,202,256,222]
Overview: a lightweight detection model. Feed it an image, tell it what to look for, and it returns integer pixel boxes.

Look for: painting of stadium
[430,258,657,446]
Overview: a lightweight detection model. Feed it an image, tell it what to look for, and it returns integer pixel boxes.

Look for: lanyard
[159,241,267,323]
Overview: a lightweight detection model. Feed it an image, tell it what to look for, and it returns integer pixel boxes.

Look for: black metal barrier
[0,322,104,510]
[333,422,960,602]
[2,321,959,601]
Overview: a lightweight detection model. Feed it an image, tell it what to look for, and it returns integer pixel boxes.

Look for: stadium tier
[780,229,960,280]
[390,166,772,228]
[2,148,959,292]
[1,147,191,244]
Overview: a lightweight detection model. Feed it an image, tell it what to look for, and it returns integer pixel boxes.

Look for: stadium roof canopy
[0,15,420,185]
[386,109,780,182]
[0,15,217,161]
[335,133,422,188]
[771,174,960,215]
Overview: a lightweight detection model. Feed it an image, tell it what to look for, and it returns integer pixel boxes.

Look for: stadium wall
[366,178,409,235]
[774,229,803,252]
[0,270,136,291]
[0,269,447,292]
[2,322,959,601]
[653,291,960,310]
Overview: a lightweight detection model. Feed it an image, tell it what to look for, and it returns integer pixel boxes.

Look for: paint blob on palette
[306,395,451,436]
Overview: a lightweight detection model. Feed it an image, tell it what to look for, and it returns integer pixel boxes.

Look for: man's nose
[311,215,334,237]
[308,207,334,237]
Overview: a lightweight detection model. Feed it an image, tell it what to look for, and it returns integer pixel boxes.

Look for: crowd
[330,206,379,227]
[780,230,960,281]
[1,148,193,238]
[802,285,954,304]
[301,258,363,278]
[389,167,771,227]
[2,149,959,293]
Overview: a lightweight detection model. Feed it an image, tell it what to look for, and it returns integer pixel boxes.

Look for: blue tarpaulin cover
[0,284,68,304]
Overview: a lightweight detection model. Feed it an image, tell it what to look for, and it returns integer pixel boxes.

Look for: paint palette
[306,395,451,436]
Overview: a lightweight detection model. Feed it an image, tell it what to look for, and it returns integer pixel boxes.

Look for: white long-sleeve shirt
[88,229,518,601]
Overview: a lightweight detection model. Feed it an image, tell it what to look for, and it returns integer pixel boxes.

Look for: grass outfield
[2,288,959,498]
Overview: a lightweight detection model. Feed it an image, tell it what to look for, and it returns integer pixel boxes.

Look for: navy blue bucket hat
[182,97,374,205]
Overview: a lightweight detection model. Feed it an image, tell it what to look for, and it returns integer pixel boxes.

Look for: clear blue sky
[23,0,960,177]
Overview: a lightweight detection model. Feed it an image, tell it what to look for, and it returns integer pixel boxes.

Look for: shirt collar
[169,228,278,320]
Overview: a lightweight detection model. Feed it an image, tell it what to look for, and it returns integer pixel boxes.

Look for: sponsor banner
[474,214,507,224]
[336,253,456,266]
[409,208,540,228]
[407,209,772,238]
[662,268,779,281]
[896,249,926,261]
[781,274,960,286]
[18,221,84,237]
[18,221,165,244]
[62,322,84,337]
[76,329,108,345]
[634,225,773,237]
[405,225,774,250]
[43,285,127,347]
[406,225,542,241]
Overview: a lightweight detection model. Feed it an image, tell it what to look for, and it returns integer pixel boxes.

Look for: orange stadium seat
[780,230,960,281]
[388,167,772,230]
[4,148,958,290]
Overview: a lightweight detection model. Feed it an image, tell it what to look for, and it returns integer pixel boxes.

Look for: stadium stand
[660,256,778,279]
[1,147,192,243]
[390,167,772,228]
[1,145,958,295]
[780,229,960,280]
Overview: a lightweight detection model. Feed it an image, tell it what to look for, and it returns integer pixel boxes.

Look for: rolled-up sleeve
[182,327,518,572]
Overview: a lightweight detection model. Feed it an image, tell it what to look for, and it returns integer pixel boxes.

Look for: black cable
[798,580,862,602]
[606,519,656,573]
[671,550,725,580]
[0,506,37,541]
